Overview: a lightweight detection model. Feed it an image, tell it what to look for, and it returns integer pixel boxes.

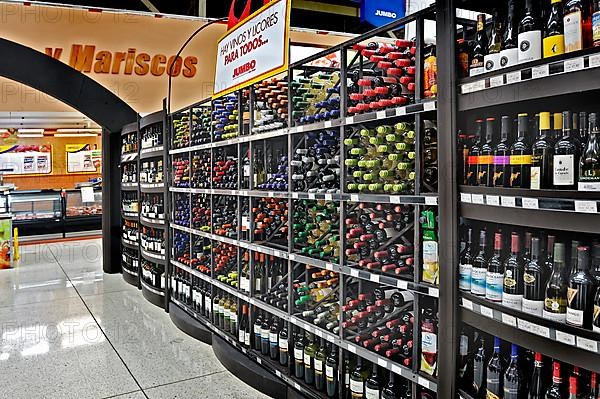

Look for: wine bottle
[545,361,566,399]
[381,372,401,399]
[567,246,596,328]
[543,242,568,323]
[503,233,525,310]
[519,0,543,63]
[269,317,280,360]
[460,227,474,292]
[365,363,381,399]
[493,116,511,187]
[501,0,519,68]
[325,344,338,397]
[473,335,487,398]
[531,112,554,190]
[472,230,488,297]
[503,344,526,399]
[304,333,318,385]
[239,305,248,345]
[478,118,495,187]
[486,337,505,399]
[486,232,504,303]
[564,0,585,52]
[529,352,546,399]
[485,8,504,72]
[471,14,489,76]
[314,338,327,391]
[544,0,566,58]
[554,111,580,190]
[524,237,548,316]
[469,120,485,186]
[343,352,354,399]
[279,323,289,366]
[579,112,600,191]
[294,328,305,379]
[586,372,599,399]
[458,328,474,394]
[510,114,532,188]
[350,358,368,398]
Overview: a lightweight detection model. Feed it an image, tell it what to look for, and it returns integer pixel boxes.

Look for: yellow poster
[66,144,102,174]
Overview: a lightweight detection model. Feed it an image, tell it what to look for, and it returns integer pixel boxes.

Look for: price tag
[350,269,360,278]
[308,193,316,199]
[325,194,333,201]
[590,53,600,68]
[297,125,305,133]
[518,319,535,333]
[575,200,598,213]
[396,280,408,290]
[501,196,516,207]
[327,334,335,343]
[378,358,388,367]
[346,116,354,125]
[480,306,494,319]
[273,250,281,258]
[522,197,539,209]
[418,376,431,390]
[294,382,301,391]
[577,337,599,352]
[325,263,334,271]
[461,83,474,94]
[462,298,473,310]
[460,193,472,203]
[292,193,299,198]
[564,57,584,73]
[472,79,486,91]
[555,330,576,346]
[347,344,357,353]
[289,254,296,261]
[486,195,500,206]
[534,324,550,338]
[423,101,436,111]
[290,316,297,324]
[377,110,387,119]
[275,370,281,377]
[425,196,438,205]
[501,313,517,327]
[256,357,262,365]
[532,64,550,79]
[370,273,380,283]
[350,194,359,202]
[268,191,275,198]
[428,287,439,297]
[489,75,504,88]
[396,107,407,116]
[390,196,401,204]
[391,365,403,375]
[324,121,332,128]
[472,194,485,204]
[314,329,323,337]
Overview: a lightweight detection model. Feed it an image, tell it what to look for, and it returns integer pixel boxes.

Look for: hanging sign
[213,0,291,98]
[0,145,52,175]
[360,0,406,28]
[66,144,102,174]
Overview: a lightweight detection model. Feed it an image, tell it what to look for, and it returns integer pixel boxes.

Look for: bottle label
[510,155,532,165]
[594,12,600,44]
[543,34,565,58]
[459,263,472,291]
[493,156,510,165]
[530,166,541,190]
[269,333,278,344]
[484,53,501,72]
[502,293,523,311]
[503,386,520,399]
[239,329,245,343]
[543,308,567,323]
[279,338,288,351]
[314,359,323,372]
[564,11,583,52]
[471,267,487,296]
[478,155,494,165]
[499,47,518,69]
[594,305,600,328]
[566,307,585,326]
[326,365,334,379]
[365,387,380,399]
[422,241,439,285]
[244,332,251,346]
[468,155,479,165]
[553,154,575,185]
[294,348,303,361]
[518,30,542,63]
[486,272,504,302]
[350,379,364,395]
[304,353,312,366]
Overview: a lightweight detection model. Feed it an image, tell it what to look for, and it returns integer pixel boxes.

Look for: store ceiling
[0,112,101,130]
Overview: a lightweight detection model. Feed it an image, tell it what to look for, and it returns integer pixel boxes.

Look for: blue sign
[360,0,406,28]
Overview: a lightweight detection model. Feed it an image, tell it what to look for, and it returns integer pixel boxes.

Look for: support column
[102,128,122,273]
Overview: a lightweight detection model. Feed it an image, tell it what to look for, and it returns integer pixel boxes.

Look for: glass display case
[9,190,62,222]
[65,188,102,218]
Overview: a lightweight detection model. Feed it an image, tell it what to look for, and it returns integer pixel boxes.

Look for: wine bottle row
[140,158,164,185]
[141,121,163,149]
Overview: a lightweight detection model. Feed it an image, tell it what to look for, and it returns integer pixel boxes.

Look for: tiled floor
[0,238,271,399]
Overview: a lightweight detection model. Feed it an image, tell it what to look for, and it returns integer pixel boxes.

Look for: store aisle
[0,238,271,399]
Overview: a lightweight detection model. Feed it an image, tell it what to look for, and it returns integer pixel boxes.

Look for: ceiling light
[53,133,99,137]
[55,128,102,133]
[17,133,44,138]
[17,129,44,133]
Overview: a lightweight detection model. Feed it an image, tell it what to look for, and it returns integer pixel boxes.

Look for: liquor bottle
[486,232,505,303]
[471,14,488,76]
[364,363,381,399]
[503,233,525,310]
[304,333,318,385]
[523,232,533,265]
[325,344,338,397]
[567,246,596,328]
[486,337,505,399]
[510,114,532,188]
[519,0,543,63]
[586,372,599,399]
[569,368,581,399]
[479,118,496,187]
[564,0,586,52]
[469,120,485,186]
[473,335,487,398]
[544,0,566,58]
[458,328,474,394]
[314,339,328,391]
[529,352,546,399]
[579,112,600,191]
[503,344,526,399]
[524,237,548,316]
[381,373,401,399]
[472,230,488,297]
[554,111,580,190]
[485,8,504,72]
[501,0,519,68]
[531,112,554,190]
[350,359,369,399]
[544,242,568,323]
[460,227,474,292]
[545,361,566,398]
[493,116,511,187]
[343,352,355,399]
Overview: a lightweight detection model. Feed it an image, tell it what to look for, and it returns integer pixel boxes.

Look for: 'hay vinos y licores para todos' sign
[213,0,291,98]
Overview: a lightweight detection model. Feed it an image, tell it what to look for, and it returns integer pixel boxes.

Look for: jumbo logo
[228,0,274,30]
[233,60,257,78]
[375,9,397,18]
